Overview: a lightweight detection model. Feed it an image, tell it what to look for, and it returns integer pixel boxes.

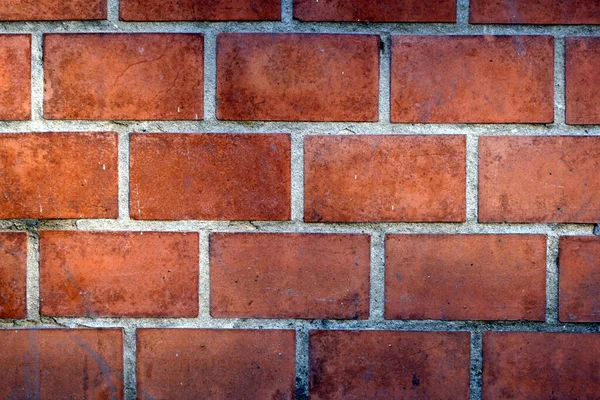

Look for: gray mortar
[0,0,600,398]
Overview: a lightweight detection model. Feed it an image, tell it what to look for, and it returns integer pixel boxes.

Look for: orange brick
[0,232,27,319]
[0,35,30,120]
[566,37,600,124]
[471,0,600,24]
[0,0,105,20]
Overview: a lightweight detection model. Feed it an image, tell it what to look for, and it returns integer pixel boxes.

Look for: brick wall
[0,0,599,398]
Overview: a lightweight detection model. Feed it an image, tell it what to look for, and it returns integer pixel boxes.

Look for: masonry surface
[0,0,599,399]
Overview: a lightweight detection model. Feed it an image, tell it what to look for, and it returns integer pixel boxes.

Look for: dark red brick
[391,35,554,123]
[0,0,105,20]
[44,34,203,120]
[210,233,370,319]
[130,133,290,221]
[0,329,123,399]
[304,135,466,222]
[310,330,470,399]
[39,231,199,317]
[566,37,600,124]
[471,0,600,24]
[0,35,30,120]
[479,136,600,223]
[0,232,27,319]
[385,234,547,321]
[137,329,295,399]
[217,33,379,121]
[483,332,600,399]
[0,132,118,219]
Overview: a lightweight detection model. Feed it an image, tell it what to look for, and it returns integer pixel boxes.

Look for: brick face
[566,37,600,124]
[0,232,27,319]
[0,35,31,120]
[471,0,600,24]
[210,233,370,319]
[0,0,106,20]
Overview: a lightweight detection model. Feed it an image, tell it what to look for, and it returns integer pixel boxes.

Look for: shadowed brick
[566,37,600,124]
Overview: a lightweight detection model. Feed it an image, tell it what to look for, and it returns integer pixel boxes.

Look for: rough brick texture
[483,332,600,399]
[0,132,118,219]
[130,133,290,221]
[294,0,456,22]
[385,234,547,321]
[559,236,600,322]
[39,231,199,317]
[566,37,600,124]
[479,136,600,223]
[391,35,554,123]
[305,135,466,222]
[0,0,106,20]
[210,233,370,319]
[0,232,27,319]
[471,0,600,24]
[121,0,280,21]
[217,33,379,121]
[137,329,295,399]
[310,330,471,399]
[0,35,31,120]
[0,329,123,399]
[44,34,204,120]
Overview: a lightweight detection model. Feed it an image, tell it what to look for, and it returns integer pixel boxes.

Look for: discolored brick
[44,34,203,120]
[479,136,600,223]
[130,133,291,221]
[39,231,199,317]
[391,35,554,123]
[137,329,295,399]
[566,37,600,124]
[304,135,466,223]
[210,233,370,319]
[217,33,379,121]
[0,0,105,20]
[385,234,547,321]
[294,0,456,22]
[559,236,600,322]
[0,329,123,399]
[121,0,280,21]
[471,0,600,24]
[0,232,27,319]
[0,35,31,120]
[310,330,470,399]
[483,332,600,399]
[0,132,118,219]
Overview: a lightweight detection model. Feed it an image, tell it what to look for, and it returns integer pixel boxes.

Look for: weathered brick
[137,329,295,399]
[121,0,280,21]
[304,135,466,222]
[0,132,118,219]
[0,35,30,120]
[210,233,370,319]
[471,0,600,24]
[310,330,470,399]
[479,136,600,223]
[483,332,600,399]
[217,33,379,121]
[559,236,600,322]
[44,34,203,120]
[385,234,547,321]
[566,37,600,124]
[39,231,199,317]
[130,133,291,221]
[0,329,123,399]
[0,0,105,20]
[0,232,27,319]
[391,35,554,123]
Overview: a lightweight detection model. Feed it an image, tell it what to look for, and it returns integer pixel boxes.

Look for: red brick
[39,231,199,317]
[44,34,203,120]
[559,236,600,322]
[0,35,30,120]
[385,234,547,321]
[130,133,290,221]
[217,33,379,122]
[0,329,123,399]
[121,0,280,21]
[0,232,27,319]
[479,136,600,223]
[137,329,295,399]
[391,35,554,123]
[0,132,118,219]
[483,332,600,399]
[304,135,466,222]
[294,0,456,22]
[0,0,105,20]
[210,233,370,319]
[310,330,470,399]
[566,37,600,124]
[471,0,600,24]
